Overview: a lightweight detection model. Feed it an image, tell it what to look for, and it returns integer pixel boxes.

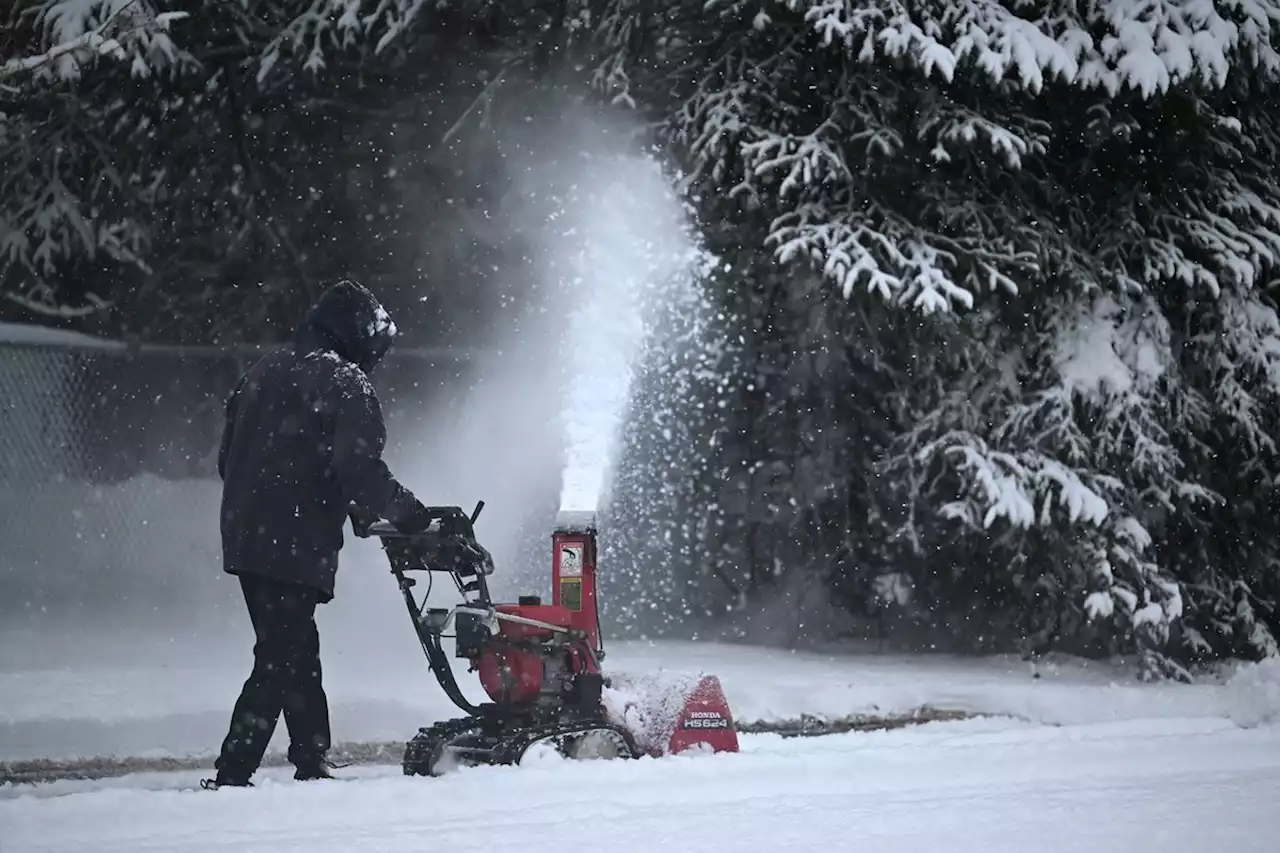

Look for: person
[203,280,432,790]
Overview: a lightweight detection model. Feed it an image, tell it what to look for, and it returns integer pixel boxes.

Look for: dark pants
[214,574,331,781]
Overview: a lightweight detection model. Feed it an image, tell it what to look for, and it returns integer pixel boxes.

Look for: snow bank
[2,639,1278,764]
[1223,658,1280,728]
[603,642,1280,730]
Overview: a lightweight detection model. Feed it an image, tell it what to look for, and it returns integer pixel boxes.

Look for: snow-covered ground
[2,637,1278,763]
[5,715,1279,852]
[4,637,1279,851]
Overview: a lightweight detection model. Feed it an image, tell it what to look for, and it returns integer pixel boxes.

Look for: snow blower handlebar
[348,501,582,717]
[350,500,497,716]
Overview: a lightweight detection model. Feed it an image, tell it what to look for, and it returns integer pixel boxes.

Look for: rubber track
[403,716,639,775]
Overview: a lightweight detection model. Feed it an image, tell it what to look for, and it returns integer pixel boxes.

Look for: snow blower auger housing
[351,502,738,776]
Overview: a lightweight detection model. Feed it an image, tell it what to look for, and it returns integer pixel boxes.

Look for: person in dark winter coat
[205,280,431,790]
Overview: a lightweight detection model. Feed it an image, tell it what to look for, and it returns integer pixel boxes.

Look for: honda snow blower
[351,502,739,776]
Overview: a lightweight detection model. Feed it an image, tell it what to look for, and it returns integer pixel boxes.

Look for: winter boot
[293,759,339,781]
[200,774,253,791]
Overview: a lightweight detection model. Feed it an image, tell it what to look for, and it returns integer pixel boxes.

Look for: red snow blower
[351,502,739,776]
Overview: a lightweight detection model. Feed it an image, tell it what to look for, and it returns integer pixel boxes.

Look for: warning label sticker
[560,545,583,577]
[560,578,582,611]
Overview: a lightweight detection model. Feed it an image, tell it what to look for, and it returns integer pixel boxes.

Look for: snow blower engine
[351,502,739,776]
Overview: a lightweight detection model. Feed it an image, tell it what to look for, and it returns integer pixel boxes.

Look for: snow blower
[350,502,739,776]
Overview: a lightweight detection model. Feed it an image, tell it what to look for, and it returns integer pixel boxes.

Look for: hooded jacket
[217,280,422,601]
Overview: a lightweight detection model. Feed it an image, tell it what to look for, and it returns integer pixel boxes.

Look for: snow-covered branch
[2,284,109,316]
[255,0,429,81]
[745,0,1280,96]
[2,1,189,83]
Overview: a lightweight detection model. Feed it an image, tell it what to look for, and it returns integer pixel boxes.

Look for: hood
[294,279,398,373]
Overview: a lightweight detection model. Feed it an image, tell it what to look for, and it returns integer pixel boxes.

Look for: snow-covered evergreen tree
[1,0,544,330]
[1,0,190,316]
[590,0,1280,672]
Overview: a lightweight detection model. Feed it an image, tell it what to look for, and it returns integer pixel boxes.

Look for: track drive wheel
[402,728,446,777]
[561,729,632,761]
[404,722,494,776]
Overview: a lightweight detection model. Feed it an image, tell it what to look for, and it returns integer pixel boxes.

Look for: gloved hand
[393,499,435,533]
[384,486,434,533]
[347,502,380,536]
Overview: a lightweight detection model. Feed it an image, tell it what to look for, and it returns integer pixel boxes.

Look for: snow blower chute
[351,502,739,776]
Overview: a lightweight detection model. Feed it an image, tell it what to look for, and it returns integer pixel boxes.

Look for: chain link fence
[0,327,474,635]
